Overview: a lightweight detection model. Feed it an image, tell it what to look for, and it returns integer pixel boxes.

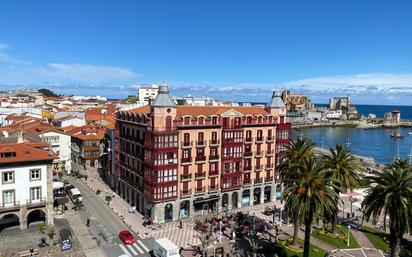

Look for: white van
[153,238,180,257]
[68,188,83,203]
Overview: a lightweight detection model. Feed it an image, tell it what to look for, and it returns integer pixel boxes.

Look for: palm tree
[324,144,362,234]
[388,157,411,170]
[282,156,339,257]
[279,137,316,246]
[362,166,412,257]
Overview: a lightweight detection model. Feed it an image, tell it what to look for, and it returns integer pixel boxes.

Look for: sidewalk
[66,211,106,257]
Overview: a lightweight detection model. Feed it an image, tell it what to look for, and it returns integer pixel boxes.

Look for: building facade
[0,143,56,230]
[115,86,291,222]
[71,126,105,169]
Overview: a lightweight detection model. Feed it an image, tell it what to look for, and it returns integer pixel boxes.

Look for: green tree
[324,144,362,234]
[39,88,58,97]
[282,156,339,257]
[278,137,316,246]
[362,165,412,257]
[388,157,411,170]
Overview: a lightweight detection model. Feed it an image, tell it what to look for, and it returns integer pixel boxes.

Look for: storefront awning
[193,195,219,204]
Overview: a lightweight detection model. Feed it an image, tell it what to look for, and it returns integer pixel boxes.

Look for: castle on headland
[327,95,358,120]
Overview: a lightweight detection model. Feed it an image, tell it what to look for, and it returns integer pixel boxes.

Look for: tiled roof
[127,105,269,117]
[0,143,57,164]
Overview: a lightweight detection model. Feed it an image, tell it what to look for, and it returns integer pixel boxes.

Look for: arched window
[198,117,204,125]
[247,116,253,124]
[165,116,172,131]
[258,116,263,123]
[184,117,191,125]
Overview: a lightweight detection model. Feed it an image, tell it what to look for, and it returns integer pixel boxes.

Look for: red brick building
[115,86,290,222]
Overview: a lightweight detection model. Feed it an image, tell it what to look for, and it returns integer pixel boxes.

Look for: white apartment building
[138,84,159,105]
[37,130,72,171]
[0,143,56,230]
[325,110,343,119]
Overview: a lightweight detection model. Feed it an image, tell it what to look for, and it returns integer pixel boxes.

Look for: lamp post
[279,205,283,227]
[347,225,351,247]
[213,241,217,257]
[219,221,222,243]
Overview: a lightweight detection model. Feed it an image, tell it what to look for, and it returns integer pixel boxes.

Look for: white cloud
[27,63,139,83]
[282,73,412,94]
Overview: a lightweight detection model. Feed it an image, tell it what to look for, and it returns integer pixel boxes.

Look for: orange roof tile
[127,105,269,117]
[0,143,57,164]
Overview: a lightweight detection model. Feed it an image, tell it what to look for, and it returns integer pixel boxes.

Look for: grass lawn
[312,226,360,249]
[259,239,326,257]
[359,226,389,251]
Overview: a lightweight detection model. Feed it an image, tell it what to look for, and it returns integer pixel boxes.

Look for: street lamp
[347,225,351,247]
[213,241,217,257]
[219,221,223,243]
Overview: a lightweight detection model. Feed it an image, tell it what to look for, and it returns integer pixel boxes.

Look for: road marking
[137,240,150,252]
[127,244,138,255]
[132,242,144,254]
[119,244,133,257]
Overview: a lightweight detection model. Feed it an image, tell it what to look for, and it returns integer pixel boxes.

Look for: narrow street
[68,177,155,257]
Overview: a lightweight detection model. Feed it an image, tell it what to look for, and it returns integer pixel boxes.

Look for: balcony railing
[266,150,274,156]
[255,151,264,157]
[254,165,263,172]
[265,176,274,183]
[209,155,220,161]
[266,136,275,142]
[181,141,193,148]
[195,156,206,162]
[196,140,206,147]
[180,173,192,181]
[0,201,20,213]
[181,157,192,164]
[26,198,47,209]
[180,189,192,197]
[243,166,252,172]
[255,137,264,143]
[209,139,220,146]
[195,186,206,195]
[208,185,219,192]
[195,172,206,179]
[244,151,253,158]
[266,164,274,170]
[209,170,219,177]
[244,137,253,144]
[254,178,263,184]
[243,180,252,186]
[223,169,242,174]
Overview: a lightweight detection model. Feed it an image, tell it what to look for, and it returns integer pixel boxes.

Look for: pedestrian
[86,218,90,227]
[179,220,183,229]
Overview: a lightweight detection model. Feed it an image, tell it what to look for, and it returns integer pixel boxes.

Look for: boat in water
[408,131,412,135]
[390,133,404,140]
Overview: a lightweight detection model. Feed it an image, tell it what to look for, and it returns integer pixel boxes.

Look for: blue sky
[1,1,412,105]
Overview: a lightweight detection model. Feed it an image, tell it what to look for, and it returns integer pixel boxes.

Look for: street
[68,177,155,257]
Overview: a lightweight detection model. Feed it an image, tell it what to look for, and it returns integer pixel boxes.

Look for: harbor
[294,126,412,164]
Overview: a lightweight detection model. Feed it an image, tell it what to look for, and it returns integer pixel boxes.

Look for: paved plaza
[73,169,398,257]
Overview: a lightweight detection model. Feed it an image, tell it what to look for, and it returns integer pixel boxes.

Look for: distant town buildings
[138,84,160,105]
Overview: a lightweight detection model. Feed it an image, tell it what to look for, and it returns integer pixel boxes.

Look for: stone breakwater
[293,120,412,130]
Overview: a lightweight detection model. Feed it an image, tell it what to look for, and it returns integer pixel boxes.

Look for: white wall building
[0,143,56,230]
[325,110,343,119]
[38,130,72,171]
[138,84,159,105]
[52,115,86,128]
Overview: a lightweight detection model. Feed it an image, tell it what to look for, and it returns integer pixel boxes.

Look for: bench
[18,248,39,257]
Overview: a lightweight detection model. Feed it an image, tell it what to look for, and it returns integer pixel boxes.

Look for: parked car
[64,184,75,194]
[60,228,72,251]
[118,230,135,245]
[68,188,83,203]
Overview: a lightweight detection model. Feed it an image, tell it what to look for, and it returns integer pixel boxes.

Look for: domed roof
[266,90,286,109]
[151,85,175,107]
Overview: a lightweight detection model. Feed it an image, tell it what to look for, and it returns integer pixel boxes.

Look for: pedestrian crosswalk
[117,239,153,257]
